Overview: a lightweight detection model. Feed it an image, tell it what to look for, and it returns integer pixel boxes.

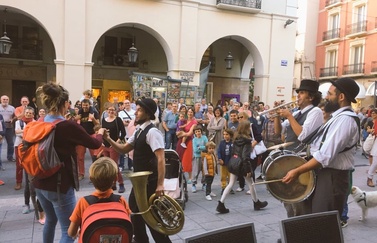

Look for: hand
[88,113,95,121]
[102,129,110,141]
[218,159,224,165]
[277,108,291,118]
[246,172,252,178]
[155,184,164,197]
[282,169,299,184]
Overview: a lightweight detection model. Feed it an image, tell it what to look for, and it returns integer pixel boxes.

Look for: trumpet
[259,101,298,118]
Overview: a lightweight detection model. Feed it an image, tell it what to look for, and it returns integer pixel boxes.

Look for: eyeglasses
[108,109,115,111]
[238,116,244,119]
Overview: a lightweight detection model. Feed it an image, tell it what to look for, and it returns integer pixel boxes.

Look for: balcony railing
[343,63,365,75]
[325,0,341,7]
[371,61,377,73]
[320,67,338,77]
[217,0,262,10]
[346,20,367,35]
[322,28,340,41]
[0,38,43,60]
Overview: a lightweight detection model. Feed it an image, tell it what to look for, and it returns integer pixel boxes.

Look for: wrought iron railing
[343,63,365,75]
[0,38,43,60]
[216,0,262,9]
[346,20,367,35]
[371,61,377,73]
[322,28,340,41]
[320,67,338,77]
[325,0,341,7]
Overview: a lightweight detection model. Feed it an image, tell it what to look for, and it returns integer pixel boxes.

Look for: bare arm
[103,129,134,154]
[67,221,79,239]
[154,148,165,196]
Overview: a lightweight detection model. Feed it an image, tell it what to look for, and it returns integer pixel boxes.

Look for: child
[217,129,234,195]
[192,125,208,193]
[202,141,218,201]
[68,157,131,239]
[176,113,188,148]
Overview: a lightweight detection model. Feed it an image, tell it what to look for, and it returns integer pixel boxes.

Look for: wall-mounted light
[284,19,294,28]
[224,52,234,70]
[0,8,12,54]
[128,43,138,63]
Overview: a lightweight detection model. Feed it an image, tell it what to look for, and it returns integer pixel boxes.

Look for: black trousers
[129,179,172,243]
[311,168,350,216]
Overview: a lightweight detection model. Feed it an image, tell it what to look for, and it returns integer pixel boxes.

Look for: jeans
[5,127,14,159]
[165,129,178,150]
[119,154,125,169]
[36,187,76,243]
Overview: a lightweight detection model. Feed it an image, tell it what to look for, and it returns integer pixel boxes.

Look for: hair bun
[42,83,61,97]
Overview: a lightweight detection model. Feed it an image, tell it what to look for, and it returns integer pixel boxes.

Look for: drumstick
[253,179,283,185]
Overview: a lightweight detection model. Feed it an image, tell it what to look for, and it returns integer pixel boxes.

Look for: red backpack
[80,194,133,243]
[18,119,64,180]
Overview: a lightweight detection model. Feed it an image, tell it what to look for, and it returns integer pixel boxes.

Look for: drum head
[262,150,296,180]
[264,155,315,203]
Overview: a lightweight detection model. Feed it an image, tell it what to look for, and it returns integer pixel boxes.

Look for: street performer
[103,98,171,243]
[282,77,360,216]
[274,79,323,217]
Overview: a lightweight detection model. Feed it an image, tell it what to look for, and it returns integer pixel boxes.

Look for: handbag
[227,154,242,175]
[250,124,267,159]
[363,133,375,154]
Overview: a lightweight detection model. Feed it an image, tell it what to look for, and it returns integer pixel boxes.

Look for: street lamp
[0,8,12,55]
[128,43,138,63]
[224,52,234,70]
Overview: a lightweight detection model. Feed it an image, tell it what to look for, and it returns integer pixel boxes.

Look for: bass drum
[262,150,315,203]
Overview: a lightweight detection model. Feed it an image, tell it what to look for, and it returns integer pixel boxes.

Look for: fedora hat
[136,98,157,120]
[330,77,359,103]
[296,79,319,93]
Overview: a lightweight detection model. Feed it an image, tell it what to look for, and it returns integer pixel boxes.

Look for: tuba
[126,171,185,235]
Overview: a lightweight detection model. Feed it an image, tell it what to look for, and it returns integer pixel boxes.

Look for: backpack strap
[84,194,121,205]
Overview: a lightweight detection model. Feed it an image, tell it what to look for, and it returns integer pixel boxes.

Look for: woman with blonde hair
[33,82,105,243]
[216,120,268,213]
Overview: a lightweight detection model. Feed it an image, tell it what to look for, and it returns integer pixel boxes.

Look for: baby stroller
[164,149,188,210]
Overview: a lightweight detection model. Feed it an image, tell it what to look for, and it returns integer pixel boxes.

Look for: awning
[366,82,377,96]
[319,81,366,99]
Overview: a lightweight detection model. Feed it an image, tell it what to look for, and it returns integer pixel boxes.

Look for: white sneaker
[210,192,216,197]
[246,190,251,195]
[236,187,244,192]
[205,195,212,201]
[180,143,187,148]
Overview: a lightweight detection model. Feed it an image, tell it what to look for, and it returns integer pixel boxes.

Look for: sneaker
[187,179,192,184]
[230,189,235,194]
[341,220,348,228]
[246,190,251,195]
[202,184,206,191]
[7,158,15,162]
[0,180,4,186]
[192,185,197,193]
[0,166,5,171]
[205,195,212,201]
[22,205,31,214]
[180,143,187,148]
[78,175,84,181]
[210,192,216,197]
[14,183,22,190]
[118,184,125,193]
[236,187,244,192]
[119,167,123,172]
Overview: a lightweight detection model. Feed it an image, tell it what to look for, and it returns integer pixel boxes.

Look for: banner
[198,62,211,99]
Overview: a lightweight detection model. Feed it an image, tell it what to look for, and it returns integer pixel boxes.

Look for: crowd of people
[0,76,371,241]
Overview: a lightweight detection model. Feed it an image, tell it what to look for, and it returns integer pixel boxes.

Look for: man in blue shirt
[162,103,179,149]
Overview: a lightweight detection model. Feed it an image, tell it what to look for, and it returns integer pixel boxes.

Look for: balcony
[371,61,377,73]
[325,0,342,9]
[0,38,43,60]
[216,0,262,14]
[346,20,367,37]
[320,67,338,78]
[343,63,365,75]
[322,28,340,42]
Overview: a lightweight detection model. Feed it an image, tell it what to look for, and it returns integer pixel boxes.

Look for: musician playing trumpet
[274,79,323,217]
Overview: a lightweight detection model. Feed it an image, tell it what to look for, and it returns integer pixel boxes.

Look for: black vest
[286,107,314,150]
[133,123,158,181]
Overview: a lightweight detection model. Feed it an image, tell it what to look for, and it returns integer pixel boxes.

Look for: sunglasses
[238,116,244,119]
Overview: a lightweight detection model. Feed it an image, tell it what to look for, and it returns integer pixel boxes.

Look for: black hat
[296,79,319,93]
[136,98,157,120]
[330,77,359,103]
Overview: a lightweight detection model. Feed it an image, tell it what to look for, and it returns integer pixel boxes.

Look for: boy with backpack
[68,157,132,242]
